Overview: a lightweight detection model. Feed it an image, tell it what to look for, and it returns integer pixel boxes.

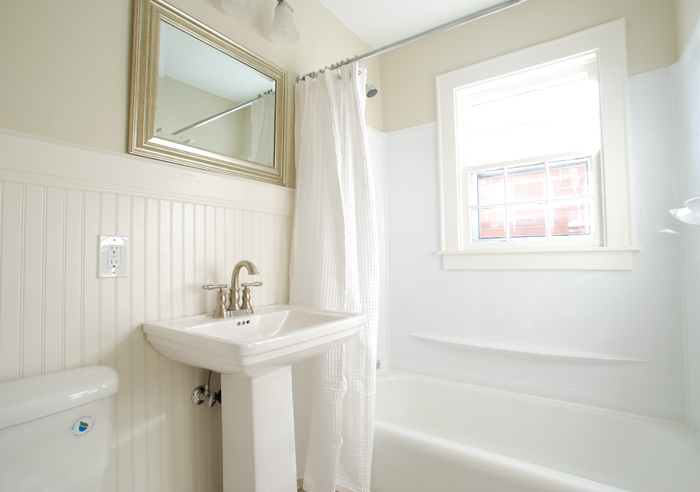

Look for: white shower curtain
[290,62,379,492]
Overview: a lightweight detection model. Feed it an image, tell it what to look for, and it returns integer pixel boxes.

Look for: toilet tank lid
[0,366,119,430]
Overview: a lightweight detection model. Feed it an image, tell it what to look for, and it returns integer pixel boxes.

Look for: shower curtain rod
[172,89,274,135]
[297,0,527,82]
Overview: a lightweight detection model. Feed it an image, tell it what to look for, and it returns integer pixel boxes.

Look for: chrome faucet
[228,260,263,315]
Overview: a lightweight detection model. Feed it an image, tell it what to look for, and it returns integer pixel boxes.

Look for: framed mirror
[129,0,288,186]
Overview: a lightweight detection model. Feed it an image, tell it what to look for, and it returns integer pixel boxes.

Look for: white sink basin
[143,304,366,374]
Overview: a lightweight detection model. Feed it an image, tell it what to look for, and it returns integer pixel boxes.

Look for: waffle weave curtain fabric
[291,62,379,492]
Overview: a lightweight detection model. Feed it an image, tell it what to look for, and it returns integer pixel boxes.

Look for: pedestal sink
[143,305,366,492]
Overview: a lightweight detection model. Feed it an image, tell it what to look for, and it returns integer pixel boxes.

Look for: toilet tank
[0,366,119,492]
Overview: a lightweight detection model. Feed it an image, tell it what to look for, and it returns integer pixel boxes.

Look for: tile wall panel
[674,17,700,430]
[385,87,687,421]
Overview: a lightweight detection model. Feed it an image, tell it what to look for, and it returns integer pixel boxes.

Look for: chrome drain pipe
[192,370,221,407]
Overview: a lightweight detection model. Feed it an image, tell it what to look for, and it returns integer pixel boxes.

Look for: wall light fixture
[271,0,299,45]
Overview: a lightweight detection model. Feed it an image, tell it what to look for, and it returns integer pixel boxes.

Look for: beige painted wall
[0,0,383,188]
[379,0,678,132]
[675,0,700,55]
[2,0,692,175]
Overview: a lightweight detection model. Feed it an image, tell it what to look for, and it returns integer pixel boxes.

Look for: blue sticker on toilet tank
[69,414,95,438]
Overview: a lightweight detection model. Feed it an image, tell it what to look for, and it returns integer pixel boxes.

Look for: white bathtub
[371,371,700,492]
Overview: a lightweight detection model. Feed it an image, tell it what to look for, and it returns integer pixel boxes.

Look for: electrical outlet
[99,236,129,278]
[108,245,121,268]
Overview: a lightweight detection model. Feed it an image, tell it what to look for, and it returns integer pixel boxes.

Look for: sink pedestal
[143,305,366,491]
[221,366,298,492]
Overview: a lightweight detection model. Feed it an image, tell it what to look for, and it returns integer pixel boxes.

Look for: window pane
[474,207,506,240]
[474,169,505,206]
[549,158,590,198]
[551,199,592,236]
[467,96,503,133]
[509,203,547,238]
[500,121,548,163]
[507,164,545,202]
[462,69,598,166]
[467,129,504,167]
[544,76,598,154]
[546,77,589,122]
[504,84,543,127]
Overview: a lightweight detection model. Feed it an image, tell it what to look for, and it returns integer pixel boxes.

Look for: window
[437,20,639,270]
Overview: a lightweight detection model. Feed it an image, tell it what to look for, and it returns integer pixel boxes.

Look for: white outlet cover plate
[99,236,129,278]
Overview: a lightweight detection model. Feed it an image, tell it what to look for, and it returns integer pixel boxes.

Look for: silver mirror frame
[129,0,288,186]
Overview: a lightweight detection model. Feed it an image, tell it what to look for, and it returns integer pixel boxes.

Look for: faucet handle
[202,284,228,291]
[202,284,229,318]
[240,282,263,312]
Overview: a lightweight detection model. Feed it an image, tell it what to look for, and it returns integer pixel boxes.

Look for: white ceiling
[316,0,510,50]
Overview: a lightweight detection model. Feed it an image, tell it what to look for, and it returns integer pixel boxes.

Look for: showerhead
[366,83,378,98]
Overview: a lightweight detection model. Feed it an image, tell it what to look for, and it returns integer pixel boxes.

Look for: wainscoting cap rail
[0,129,295,217]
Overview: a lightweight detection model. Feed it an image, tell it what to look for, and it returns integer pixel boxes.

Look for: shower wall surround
[385,68,687,422]
[674,22,700,429]
[0,129,293,491]
[367,127,389,367]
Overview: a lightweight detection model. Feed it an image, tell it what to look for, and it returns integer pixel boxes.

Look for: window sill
[438,246,641,270]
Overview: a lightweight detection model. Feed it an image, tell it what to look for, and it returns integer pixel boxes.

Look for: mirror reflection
[156,21,276,167]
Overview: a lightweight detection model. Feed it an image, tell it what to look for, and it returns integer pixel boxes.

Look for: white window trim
[437,19,639,270]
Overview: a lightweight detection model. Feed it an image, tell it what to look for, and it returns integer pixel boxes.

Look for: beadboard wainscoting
[0,129,294,491]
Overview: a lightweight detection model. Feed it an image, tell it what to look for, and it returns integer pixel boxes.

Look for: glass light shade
[270,1,299,45]
[221,0,256,18]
